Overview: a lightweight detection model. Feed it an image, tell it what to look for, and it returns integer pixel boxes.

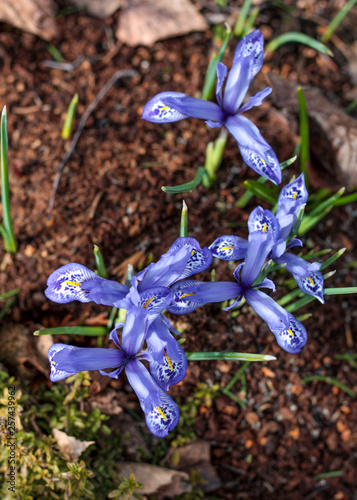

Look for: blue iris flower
[210,174,325,304]
[141,30,281,185]
[45,237,211,403]
[166,225,307,353]
[48,324,179,438]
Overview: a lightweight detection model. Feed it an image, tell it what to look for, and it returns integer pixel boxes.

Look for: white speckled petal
[45,263,100,304]
[270,314,307,353]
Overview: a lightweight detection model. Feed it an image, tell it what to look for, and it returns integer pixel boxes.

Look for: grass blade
[0,106,18,253]
[266,32,333,56]
[321,0,357,43]
[162,167,205,194]
[243,180,278,205]
[186,352,276,362]
[301,375,356,398]
[180,200,188,237]
[297,87,309,188]
[233,0,252,38]
[34,326,108,336]
[61,93,79,139]
[94,245,109,279]
[201,25,231,101]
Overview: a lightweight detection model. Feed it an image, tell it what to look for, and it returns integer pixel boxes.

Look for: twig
[48,68,137,218]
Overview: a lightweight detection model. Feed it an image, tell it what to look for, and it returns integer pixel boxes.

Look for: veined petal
[294,271,325,304]
[125,360,179,437]
[276,173,308,219]
[82,279,129,307]
[271,238,287,260]
[286,238,303,249]
[270,314,307,353]
[48,344,124,382]
[168,237,213,279]
[163,95,225,122]
[209,235,248,261]
[223,30,264,114]
[45,263,102,304]
[216,62,227,107]
[238,87,272,114]
[167,280,241,315]
[238,231,275,286]
[141,91,190,123]
[244,288,290,330]
[274,252,321,278]
[121,287,173,355]
[256,277,276,292]
[225,115,281,185]
[248,206,279,241]
[138,245,190,290]
[146,319,187,391]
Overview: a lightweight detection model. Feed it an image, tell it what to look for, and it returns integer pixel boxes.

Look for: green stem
[34,326,108,336]
[186,352,276,362]
[180,200,188,237]
[301,375,356,398]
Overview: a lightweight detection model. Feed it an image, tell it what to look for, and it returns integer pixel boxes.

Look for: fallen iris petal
[270,314,307,353]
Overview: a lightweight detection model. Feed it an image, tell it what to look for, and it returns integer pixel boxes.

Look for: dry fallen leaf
[0,0,58,40]
[268,73,357,188]
[52,429,95,461]
[117,462,190,498]
[116,0,208,47]
[72,0,121,18]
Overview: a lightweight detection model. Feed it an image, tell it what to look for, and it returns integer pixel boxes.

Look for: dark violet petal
[248,206,279,241]
[216,62,227,107]
[223,30,264,114]
[125,360,179,437]
[209,235,248,261]
[225,115,281,185]
[167,280,241,315]
[238,87,272,114]
[48,344,124,382]
[141,91,190,123]
[244,289,290,330]
[45,263,100,304]
[82,279,129,307]
[270,314,307,353]
[239,231,275,286]
[164,95,225,122]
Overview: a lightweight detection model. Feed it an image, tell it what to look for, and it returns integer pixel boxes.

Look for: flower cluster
[46,175,324,437]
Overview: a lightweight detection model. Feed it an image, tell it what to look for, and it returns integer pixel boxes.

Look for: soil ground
[0,1,356,499]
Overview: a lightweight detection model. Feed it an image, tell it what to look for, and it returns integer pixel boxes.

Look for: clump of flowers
[45,174,324,437]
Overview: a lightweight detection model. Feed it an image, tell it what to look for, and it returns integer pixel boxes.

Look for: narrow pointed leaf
[321,0,357,43]
[94,245,109,279]
[297,87,309,188]
[243,180,278,205]
[34,326,108,336]
[186,352,276,361]
[266,32,333,56]
[297,206,332,235]
[162,167,205,194]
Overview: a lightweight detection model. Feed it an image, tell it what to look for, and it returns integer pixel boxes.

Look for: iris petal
[167,280,241,315]
[225,115,281,185]
[141,91,190,123]
[125,360,179,437]
[248,206,279,240]
[244,288,290,330]
[294,271,325,304]
[238,87,272,114]
[270,314,307,353]
[216,62,227,107]
[48,344,124,382]
[163,95,225,122]
[209,235,248,261]
[45,263,100,304]
[168,237,213,279]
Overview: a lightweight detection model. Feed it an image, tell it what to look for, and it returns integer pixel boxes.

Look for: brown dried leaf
[0,0,58,41]
[117,462,190,498]
[268,73,357,188]
[52,429,94,461]
[72,0,121,18]
[116,0,208,47]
